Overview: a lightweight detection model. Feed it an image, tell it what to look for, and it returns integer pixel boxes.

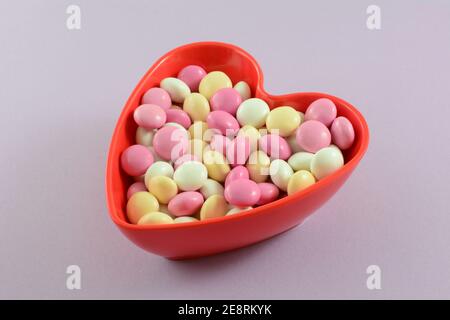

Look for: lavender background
[1,0,449,299]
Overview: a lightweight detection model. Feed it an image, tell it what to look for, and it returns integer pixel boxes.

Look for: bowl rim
[105,41,370,231]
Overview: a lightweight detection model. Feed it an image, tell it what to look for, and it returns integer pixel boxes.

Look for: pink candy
[226,136,251,165]
[259,134,292,160]
[296,120,331,153]
[177,65,207,91]
[225,165,249,188]
[256,183,280,205]
[206,110,240,136]
[305,98,337,127]
[224,179,261,207]
[134,104,166,130]
[121,144,154,176]
[331,116,355,150]
[210,88,242,116]
[210,134,231,156]
[141,88,171,110]
[166,108,192,129]
[152,126,188,161]
[127,182,147,199]
[168,191,204,216]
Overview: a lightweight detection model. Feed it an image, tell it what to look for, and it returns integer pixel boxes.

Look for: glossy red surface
[106,42,369,260]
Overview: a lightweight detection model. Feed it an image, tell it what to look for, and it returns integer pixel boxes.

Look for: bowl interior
[106,42,369,225]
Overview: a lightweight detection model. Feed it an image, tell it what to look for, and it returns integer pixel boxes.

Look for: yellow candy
[137,212,174,225]
[266,106,301,137]
[126,191,159,224]
[147,176,178,204]
[183,93,210,121]
[198,71,232,100]
[287,170,316,195]
[238,125,261,152]
[246,150,271,183]
[188,121,208,140]
[202,150,230,182]
[188,139,207,160]
[200,195,229,220]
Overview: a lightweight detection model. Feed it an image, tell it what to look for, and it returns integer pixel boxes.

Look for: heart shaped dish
[106,42,369,260]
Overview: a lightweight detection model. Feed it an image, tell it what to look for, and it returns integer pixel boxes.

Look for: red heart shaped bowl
[106,42,369,260]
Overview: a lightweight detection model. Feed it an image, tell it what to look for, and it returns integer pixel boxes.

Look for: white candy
[174,216,199,223]
[145,161,174,188]
[200,179,224,199]
[160,77,191,103]
[269,159,293,191]
[236,98,270,128]
[288,152,314,172]
[136,126,155,147]
[233,81,251,101]
[173,161,208,191]
[310,147,344,180]
[226,206,252,215]
[164,121,186,131]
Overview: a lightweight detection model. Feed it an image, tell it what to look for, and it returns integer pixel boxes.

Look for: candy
[287,170,316,195]
[173,154,200,169]
[160,77,191,103]
[310,146,344,180]
[126,191,159,224]
[174,216,199,223]
[305,98,337,127]
[224,165,249,187]
[237,125,260,152]
[126,182,147,200]
[121,144,154,176]
[200,178,225,199]
[122,65,354,225]
[198,71,232,100]
[144,161,174,188]
[209,134,231,156]
[177,65,207,91]
[296,120,331,153]
[147,176,178,204]
[226,136,251,165]
[288,152,314,172]
[266,106,301,137]
[186,139,206,161]
[226,206,252,215]
[256,182,280,205]
[183,93,210,122]
[246,150,270,183]
[236,98,270,128]
[210,88,242,115]
[133,104,166,130]
[136,127,155,147]
[206,110,240,136]
[141,87,171,110]
[152,125,189,161]
[137,212,174,225]
[330,116,355,150]
[233,81,251,101]
[168,191,204,216]
[165,108,192,129]
[224,179,261,207]
[259,134,292,160]
[269,159,293,191]
[173,161,208,191]
[188,121,208,140]
[200,195,228,220]
[203,150,230,182]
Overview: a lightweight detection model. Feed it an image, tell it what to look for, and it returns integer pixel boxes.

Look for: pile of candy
[121,65,355,225]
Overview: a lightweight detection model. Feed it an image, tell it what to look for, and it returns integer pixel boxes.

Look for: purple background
[1,0,449,299]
